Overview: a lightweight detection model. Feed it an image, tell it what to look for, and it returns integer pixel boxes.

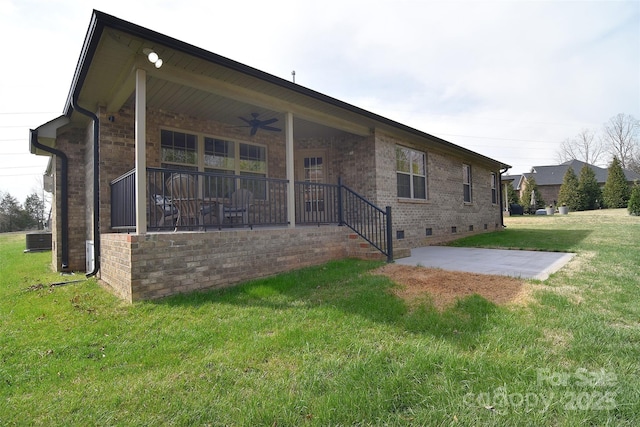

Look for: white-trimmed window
[463,164,472,203]
[396,146,427,199]
[161,129,267,198]
[491,172,497,204]
[161,129,198,170]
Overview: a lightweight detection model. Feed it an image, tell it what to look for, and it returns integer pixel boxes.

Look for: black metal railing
[110,169,136,230]
[339,180,393,262]
[294,181,341,225]
[110,169,392,260]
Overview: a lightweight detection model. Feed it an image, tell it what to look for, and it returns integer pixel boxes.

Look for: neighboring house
[519,160,640,206]
[500,174,523,212]
[30,10,510,302]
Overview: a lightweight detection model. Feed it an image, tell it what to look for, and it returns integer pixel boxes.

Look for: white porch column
[285,111,295,228]
[135,68,147,234]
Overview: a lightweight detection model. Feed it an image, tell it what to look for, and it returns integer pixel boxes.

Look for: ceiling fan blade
[238,116,252,125]
[260,125,281,132]
[259,117,279,126]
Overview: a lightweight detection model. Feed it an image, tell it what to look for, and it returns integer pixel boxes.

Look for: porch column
[285,111,295,228]
[135,68,147,234]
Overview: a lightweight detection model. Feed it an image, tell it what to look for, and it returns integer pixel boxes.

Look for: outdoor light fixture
[142,48,163,69]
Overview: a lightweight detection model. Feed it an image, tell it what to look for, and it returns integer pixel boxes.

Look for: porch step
[346,233,411,261]
[393,247,411,259]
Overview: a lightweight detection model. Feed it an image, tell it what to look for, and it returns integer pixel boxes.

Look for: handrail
[339,179,393,262]
[110,169,393,261]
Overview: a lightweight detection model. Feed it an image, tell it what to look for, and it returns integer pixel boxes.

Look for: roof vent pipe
[71,97,100,278]
[29,129,69,269]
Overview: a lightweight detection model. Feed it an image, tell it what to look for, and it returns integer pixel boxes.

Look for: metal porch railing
[110,169,392,261]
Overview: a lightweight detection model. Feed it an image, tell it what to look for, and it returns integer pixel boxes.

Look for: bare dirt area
[374,264,533,311]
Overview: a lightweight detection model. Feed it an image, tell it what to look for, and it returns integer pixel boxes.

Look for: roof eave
[64,10,510,169]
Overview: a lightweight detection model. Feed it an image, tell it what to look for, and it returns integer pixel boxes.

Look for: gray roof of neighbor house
[33,9,510,170]
[502,174,523,188]
[524,159,640,185]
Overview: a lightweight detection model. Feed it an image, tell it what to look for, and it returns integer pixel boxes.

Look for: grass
[1,209,639,426]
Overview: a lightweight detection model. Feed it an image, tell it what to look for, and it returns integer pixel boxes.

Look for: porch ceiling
[73,27,371,139]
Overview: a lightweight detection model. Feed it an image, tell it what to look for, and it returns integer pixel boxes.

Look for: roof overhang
[54,9,509,169]
[29,115,71,156]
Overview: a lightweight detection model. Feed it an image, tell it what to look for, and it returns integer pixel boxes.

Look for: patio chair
[166,173,202,231]
[148,182,177,228]
[219,188,253,226]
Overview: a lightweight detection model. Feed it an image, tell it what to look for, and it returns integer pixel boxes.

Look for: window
[491,172,497,204]
[463,164,472,203]
[161,129,197,170]
[162,129,267,199]
[396,146,427,199]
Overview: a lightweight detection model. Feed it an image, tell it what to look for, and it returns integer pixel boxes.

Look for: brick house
[512,160,640,208]
[30,10,510,302]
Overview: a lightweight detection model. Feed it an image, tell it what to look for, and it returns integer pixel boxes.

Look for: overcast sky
[1,0,638,204]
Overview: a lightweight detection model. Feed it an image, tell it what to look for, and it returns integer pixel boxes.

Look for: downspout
[499,166,511,228]
[29,129,69,269]
[71,96,100,278]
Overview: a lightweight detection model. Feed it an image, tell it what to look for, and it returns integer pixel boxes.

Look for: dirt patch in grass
[374,264,531,311]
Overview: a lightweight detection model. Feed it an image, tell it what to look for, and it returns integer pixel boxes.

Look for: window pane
[413,176,426,199]
[412,151,425,176]
[396,147,410,172]
[239,143,266,173]
[161,130,197,165]
[204,137,235,170]
[397,173,411,198]
[464,184,471,202]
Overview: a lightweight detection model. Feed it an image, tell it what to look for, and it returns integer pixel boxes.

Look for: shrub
[628,182,640,216]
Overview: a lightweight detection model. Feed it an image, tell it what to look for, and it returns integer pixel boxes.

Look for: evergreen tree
[520,176,544,213]
[577,165,601,210]
[507,183,519,205]
[0,194,22,232]
[628,182,640,216]
[602,157,631,208]
[24,193,45,229]
[557,166,580,210]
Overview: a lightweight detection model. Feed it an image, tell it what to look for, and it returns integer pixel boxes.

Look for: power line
[0,165,45,170]
[0,172,45,177]
[0,112,58,115]
[436,133,563,145]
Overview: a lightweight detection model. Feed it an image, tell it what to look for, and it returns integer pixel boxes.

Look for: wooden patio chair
[147,182,177,228]
[166,173,202,231]
[219,188,253,226]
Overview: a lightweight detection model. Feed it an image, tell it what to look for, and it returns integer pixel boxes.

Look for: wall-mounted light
[142,48,163,69]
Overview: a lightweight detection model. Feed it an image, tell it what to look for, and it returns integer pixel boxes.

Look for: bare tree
[602,113,639,170]
[556,128,605,165]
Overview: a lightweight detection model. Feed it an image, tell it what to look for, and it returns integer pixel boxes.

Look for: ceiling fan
[237,113,281,136]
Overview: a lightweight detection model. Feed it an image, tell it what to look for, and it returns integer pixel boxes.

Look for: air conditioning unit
[24,232,52,252]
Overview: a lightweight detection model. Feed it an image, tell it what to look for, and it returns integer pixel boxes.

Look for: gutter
[29,128,70,269]
[499,166,512,228]
[71,97,101,278]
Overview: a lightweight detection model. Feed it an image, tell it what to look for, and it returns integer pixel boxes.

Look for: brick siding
[101,226,355,302]
[51,102,503,300]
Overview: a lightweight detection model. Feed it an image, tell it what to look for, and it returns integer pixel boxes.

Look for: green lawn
[1,209,639,426]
